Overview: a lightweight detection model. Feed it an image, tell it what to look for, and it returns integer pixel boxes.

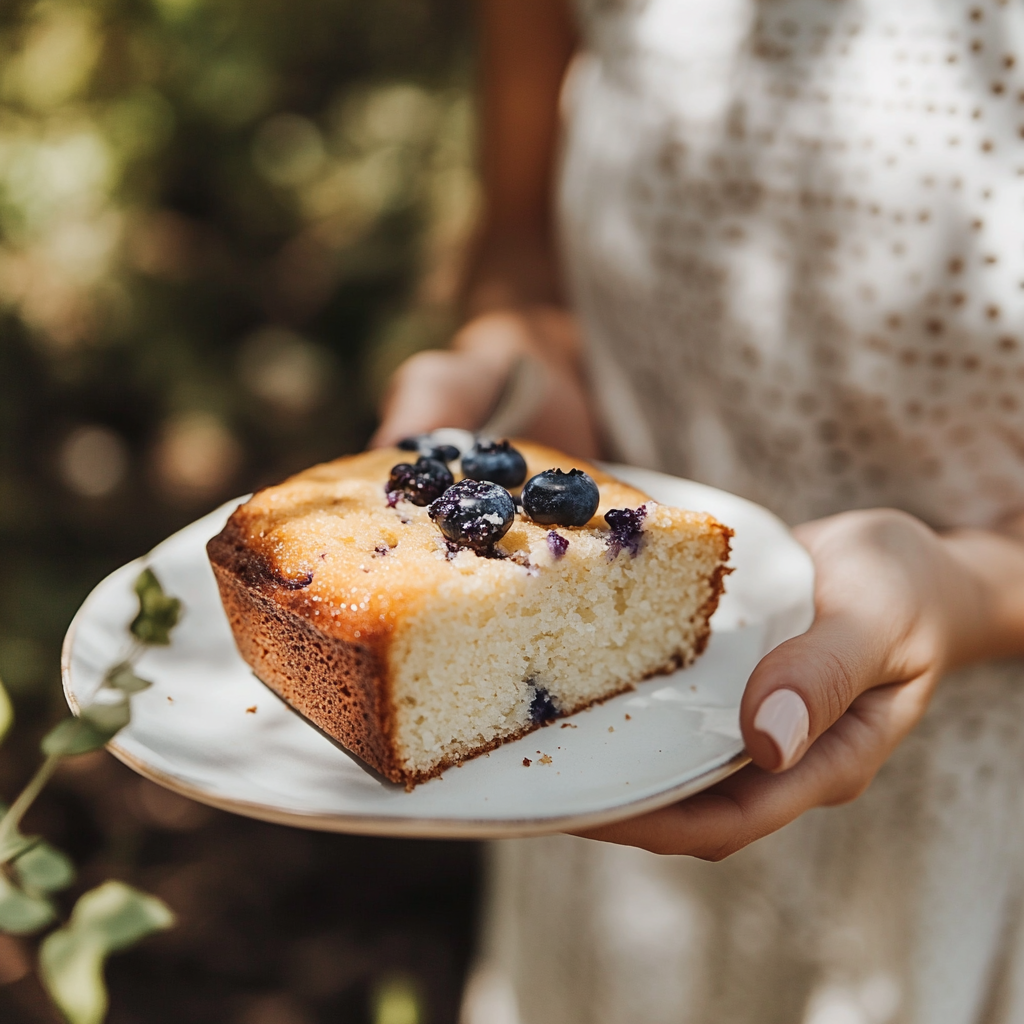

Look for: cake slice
[207,440,732,787]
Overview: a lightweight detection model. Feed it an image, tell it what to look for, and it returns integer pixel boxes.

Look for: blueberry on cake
[207,437,732,787]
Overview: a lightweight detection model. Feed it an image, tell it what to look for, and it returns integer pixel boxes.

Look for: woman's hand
[578,507,1024,858]
[370,306,600,458]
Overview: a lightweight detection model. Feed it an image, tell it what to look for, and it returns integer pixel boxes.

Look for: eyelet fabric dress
[463,2,1024,1023]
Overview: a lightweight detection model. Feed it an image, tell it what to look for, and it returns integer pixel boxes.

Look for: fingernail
[754,689,810,770]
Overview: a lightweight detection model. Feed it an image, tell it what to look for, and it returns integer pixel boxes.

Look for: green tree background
[0,0,481,1020]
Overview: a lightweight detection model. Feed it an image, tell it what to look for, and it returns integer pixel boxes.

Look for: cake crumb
[539,754,553,764]
[608,726,615,733]
[691,685,697,692]
[625,714,632,721]
[560,722,577,729]
[246,705,257,714]
[522,758,532,767]
[167,696,174,704]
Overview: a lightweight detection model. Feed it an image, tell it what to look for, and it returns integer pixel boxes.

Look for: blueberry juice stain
[605,505,647,558]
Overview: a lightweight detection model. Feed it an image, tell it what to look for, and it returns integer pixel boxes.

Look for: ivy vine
[0,568,181,1023]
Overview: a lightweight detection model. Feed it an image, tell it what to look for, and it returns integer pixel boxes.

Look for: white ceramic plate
[61,465,814,839]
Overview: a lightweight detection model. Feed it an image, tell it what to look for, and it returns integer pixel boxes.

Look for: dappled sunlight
[0,2,480,1019]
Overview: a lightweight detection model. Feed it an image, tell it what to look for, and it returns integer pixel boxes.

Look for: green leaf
[0,675,12,747]
[0,873,56,935]
[130,569,181,646]
[40,881,175,1024]
[41,718,116,757]
[14,841,75,894]
[80,693,131,735]
[373,976,422,1024]
[103,663,152,695]
[42,689,131,757]
[0,802,37,863]
[0,831,36,863]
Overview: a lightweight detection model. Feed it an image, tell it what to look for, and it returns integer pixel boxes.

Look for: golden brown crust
[210,443,652,649]
[209,535,402,780]
[689,523,735,659]
[207,442,733,787]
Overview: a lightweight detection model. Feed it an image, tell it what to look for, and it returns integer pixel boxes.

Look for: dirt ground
[0,750,481,1024]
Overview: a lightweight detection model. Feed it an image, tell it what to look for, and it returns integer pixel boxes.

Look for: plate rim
[60,464,812,838]
[106,728,751,839]
[61,578,752,838]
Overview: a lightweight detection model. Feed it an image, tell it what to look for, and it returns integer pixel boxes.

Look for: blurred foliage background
[0,0,481,1020]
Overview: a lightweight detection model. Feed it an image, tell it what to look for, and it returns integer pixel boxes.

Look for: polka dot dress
[562,0,1024,529]
[472,4,1024,1024]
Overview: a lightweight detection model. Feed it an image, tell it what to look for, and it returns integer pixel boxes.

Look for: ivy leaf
[103,663,152,695]
[0,873,56,935]
[373,976,422,1024]
[14,841,75,894]
[130,569,181,646]
[40,881,175,1024]
[0,674,12,748]
[42,718,116,758]
[80,692,131,735]
[42,691,131,757]
[0,831,36,863]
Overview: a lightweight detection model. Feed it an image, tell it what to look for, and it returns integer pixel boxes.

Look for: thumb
[369,349,507,449]
[739,612,892,772]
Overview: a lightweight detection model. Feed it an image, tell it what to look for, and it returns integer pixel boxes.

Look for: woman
[376,2,1024,1021]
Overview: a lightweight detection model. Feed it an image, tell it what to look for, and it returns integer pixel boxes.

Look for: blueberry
[428,479,515,552]
[605,505,648,558]
[396,435,460,463]
[385,457,454,507]
[461,439,528,489]
[521,468,600,527]
[431,444,461,464]
[529,683,558,724]
[273,570,313,590]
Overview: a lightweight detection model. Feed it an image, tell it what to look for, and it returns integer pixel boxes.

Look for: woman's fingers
[575,508,975,857]
[371,308,599,455]
[369,349,508,449]
[371,311,551,449]
[576,766,816,860]
[740,613,892,771]
[740,510,947,772]
[577,676,929,858]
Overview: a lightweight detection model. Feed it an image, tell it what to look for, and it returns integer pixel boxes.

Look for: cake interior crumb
[386,510,727,777]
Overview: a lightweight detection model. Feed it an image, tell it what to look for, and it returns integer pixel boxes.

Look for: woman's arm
[372,0,599,457]
[468,0,576,312]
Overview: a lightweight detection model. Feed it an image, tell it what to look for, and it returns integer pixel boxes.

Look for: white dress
[463,2,1024,1023]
